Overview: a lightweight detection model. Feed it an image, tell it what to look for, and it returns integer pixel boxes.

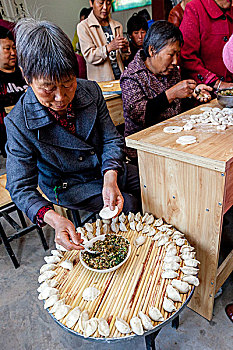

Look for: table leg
[145,329,160,350]
[172,315,179,329]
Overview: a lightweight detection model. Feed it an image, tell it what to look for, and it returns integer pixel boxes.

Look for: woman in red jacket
[180,0,233,90]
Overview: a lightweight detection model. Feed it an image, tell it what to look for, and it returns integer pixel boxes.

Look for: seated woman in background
[0,26,27,157]
[168,0,192,28]
[125,13,148,67]
[77,0,129,82]
[120,21,212,164]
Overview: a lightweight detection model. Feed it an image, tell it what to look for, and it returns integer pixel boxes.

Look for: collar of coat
[200,0,233,19]
[23,79,97,149]
[86,10,120,30]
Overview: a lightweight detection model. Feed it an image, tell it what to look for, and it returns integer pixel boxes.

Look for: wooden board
[137,150,225,320]
[97,80,121,94]
[106,96,124,126]
[43,221,195,339]
[126,100,233,172]
[0,174,12,207]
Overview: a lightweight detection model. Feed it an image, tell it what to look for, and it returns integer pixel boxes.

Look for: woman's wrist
[165,87,175,104]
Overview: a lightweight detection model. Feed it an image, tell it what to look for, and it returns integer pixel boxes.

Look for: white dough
[49,298,65,313]
[171,279,190,293]
[161,270,179,279]
[44,294,60,309]
[65,307,81,328]
[182,275,200,286]
[38,287,59,300]
[130,221,136,230]
[51,250,63,258]
[148,306,164,322]
[180,266,199,275]
[78,310,89,332]
[98,318,110,337]
[54,304,71,320]
[184,258,200,267]
[55,242,68,252]
[44,255,61,264]
[138,311,154,330]
[59,259,73,271]
[166,284,182,302]
[153,218,163,226]
[40,263,57,274]
[99,206,118,219]
[111,222,119,233]
[128,212,135,222]
[120,222,128,232]
[163,261,180,271]
[115,316,131,334]
[134,235,146,248]
[82,287,100,301]
[38,270,57,283]
[37,279,58,293]
[163,297,176,313]
[163,126,183,133]
[84,318,98,338]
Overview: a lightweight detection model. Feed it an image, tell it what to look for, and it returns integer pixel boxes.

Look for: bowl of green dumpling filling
[217,88,233,107]
[79,234,131,273]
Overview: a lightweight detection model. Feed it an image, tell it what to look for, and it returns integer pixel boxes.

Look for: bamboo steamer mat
[40,217,196,339]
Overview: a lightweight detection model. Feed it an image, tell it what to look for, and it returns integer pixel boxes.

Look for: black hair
[0,26,14,41]
[143,20,184,57]
[80,7,92,20]
[127,13,148,36]
[15,18,79,84]
[138,9,151,21]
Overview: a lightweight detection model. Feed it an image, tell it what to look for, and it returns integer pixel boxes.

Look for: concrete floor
[0,154,232,350]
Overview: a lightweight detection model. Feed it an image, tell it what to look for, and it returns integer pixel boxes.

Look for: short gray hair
[15,18,79,84]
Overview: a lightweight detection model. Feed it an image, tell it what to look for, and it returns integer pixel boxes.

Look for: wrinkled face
[92,0,112,21]
[148,41,180,76]
[130,28,147,48]
[30,75,77,115]
[0,37,17,71]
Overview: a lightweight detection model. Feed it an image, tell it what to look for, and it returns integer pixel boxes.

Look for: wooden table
[98,80,124,126]
[126,99,233,321]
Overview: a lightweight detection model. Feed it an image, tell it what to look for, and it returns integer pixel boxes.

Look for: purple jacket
[180,0,233,84]
[120,50,181,158]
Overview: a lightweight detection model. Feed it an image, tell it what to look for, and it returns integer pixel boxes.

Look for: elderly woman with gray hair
[5,18,140,251]
[120,20,212,163]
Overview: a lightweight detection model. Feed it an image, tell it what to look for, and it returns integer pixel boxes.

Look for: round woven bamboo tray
[43,220,195,341]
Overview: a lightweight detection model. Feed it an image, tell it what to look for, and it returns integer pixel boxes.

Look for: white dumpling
[102,219,111,224]
[96,219,102,228]
[136,222,143,232]
[82,287,100,301]
[44,294,60,309]
[76,227,85,235]
[40,263,57,274]
[49,298,65,313]
[119,212,126,223]
[164,256,181,264]
[165,247,177,257]
[115,316,131,334]
[175,238,186,246]
[184,258,200,267]
[85,223,93,233]
[142,212,149,223]
[84,318,98,338]
[172,230,184,238]
[138,311,153,330]
[152,232,163,241]
[166,284,182,302]
[51,250,63,258]
[142,224,150,234]
[120,222,128,232]
[180,266,199,275]
[180,245,195,253]
[157,225,169,232]
[165,229,173,236]
[147,227,156,237]
[182,275,200,286]
[38,287,59,300]
[55,242,68,251]
[44,255,61,264]
[95,227,101,236]
[38,270,57,283]
[37,279,58,293]
[165,241,176,250]
[134,236,146,248]
[59,259,73,271]
[180,252,196,260]
[135,212,142,222]
[163,261,180,271]
[171,279,190,293]
[128,212,135,222]
[65,307,81,328]
[146,214,154,225]
[111,222,119,233]
[54,304,71,320]
[161,270,179,279]
[163,297,176,313]
[102,223,109,234]
[148,306,164,322]
[98,318,110,337]
[86,231,94,240]
[130,316,144,335]
[78,310,89,332]
[157,235,169,247]
[153,218,163,226]
[129,221,136,230]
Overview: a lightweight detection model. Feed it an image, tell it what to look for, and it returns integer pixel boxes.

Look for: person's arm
[180,4,218,85]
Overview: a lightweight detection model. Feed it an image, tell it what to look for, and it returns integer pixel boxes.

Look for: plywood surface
[137,151,225,320]
[0,174,11,207]
[106,96,124,126]
[126,100,233,171]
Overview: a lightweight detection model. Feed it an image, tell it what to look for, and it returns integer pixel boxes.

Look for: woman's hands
[107,35,129,54]
[166,79,197,103]
[44,210,84,251]
[192,84,213,102]
[102,170,124,216]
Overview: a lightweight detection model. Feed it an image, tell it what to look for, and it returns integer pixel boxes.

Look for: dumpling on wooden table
[54,304,71,320]
[180,266,199,275]
[78,310,89,332]
[51,250,63,258]
[138,311,154,330]
[166,284,182,302]
[164,256,181,264]
[49,298,66,313]
[38,270,57,283]
[84,318,98,338]
[119,212,126,223]
[163,261,180,271]
[115,316,131,334]
[44,255,61,264]
[38,287,59,300]
[37,279,58,293]
[82,286,100,301]
[182,275,200,286]
[65,306,81,328]
[183,258,200,268]
[161,270,179,279]
[120,222,127,232]
[98,318,110,337]
[40,263,57,274]
[44,294,60,309]
[148,306,164,322]
[163,297,176,313]
[171,279,190,293]
[59,259,73,271]
[129,221,136,230]
[134,236,146,248]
